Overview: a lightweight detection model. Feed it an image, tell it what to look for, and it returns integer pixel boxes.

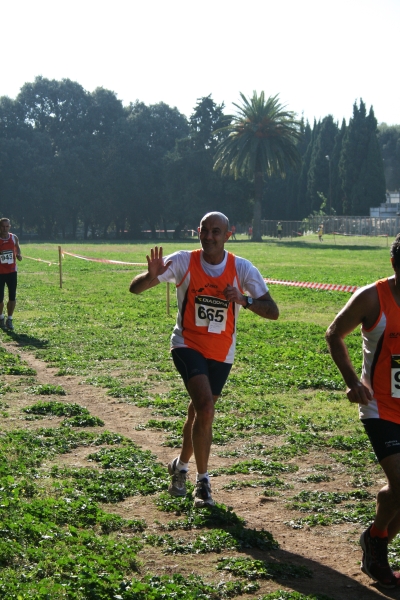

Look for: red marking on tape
[22,255,58,266]
[264,278,358,293]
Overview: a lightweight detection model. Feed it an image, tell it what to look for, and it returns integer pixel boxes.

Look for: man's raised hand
[146,246,172,279]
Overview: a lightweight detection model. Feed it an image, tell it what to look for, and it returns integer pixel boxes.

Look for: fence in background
[261,216,400,238]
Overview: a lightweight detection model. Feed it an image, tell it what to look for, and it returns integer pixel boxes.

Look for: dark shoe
[193,478,215,507]
[5,317,13,331]
[167,458,187,497]
[360,525,400,588]
[0,317,5,329]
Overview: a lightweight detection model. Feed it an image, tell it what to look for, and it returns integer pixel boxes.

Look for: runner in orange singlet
[326,233,400,589]
[130,212,279,507]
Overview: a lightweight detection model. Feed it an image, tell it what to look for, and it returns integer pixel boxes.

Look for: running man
[129,212,279,507]
[0,218,22,331]
[326,233,400,588]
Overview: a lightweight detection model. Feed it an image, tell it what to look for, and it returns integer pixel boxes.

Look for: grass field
[0,236,397,599]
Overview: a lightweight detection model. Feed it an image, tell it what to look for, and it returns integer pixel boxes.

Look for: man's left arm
[246,291,279,320]
[223,285,279,320]
[14,236,22,261]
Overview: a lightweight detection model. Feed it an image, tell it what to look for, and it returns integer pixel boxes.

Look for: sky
[1,0,399,126]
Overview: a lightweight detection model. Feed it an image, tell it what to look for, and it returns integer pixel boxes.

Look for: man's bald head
[200,212,229,232]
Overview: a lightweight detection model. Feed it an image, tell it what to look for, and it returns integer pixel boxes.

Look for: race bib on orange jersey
[391,355,400,398]
[194,295,229,334]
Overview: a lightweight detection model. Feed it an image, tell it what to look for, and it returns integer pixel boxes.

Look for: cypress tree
[297,119,319,217]
[339,100,385,215]
[330,119,346,215]
[306,115,339,214]
[378,124,400,191]
[263,118,311,220]
[352,108,386,213]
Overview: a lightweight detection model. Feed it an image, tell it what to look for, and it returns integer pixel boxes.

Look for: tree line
[0,76,398,239]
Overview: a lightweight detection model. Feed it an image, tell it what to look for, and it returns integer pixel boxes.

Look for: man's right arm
[129,271,161,294]
[325,286,378,406]
[129,246,172,295]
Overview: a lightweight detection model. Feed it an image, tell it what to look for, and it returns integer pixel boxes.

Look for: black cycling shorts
[362,418,400,462]
[171,347,232,396]
[0,272,17,302]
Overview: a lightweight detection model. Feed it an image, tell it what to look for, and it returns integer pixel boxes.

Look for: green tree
[306,115,339,214]
[17,76,92,149]
[0,135,51,234]
[213,91,302,240]
[0,96,31,141]
[262,118,311,221]
[163,95,250,236]
[125,101,189,238]
[378,124,400,191]
[339,100,386,215]
[297,119,319,217]
[330,118,347,215]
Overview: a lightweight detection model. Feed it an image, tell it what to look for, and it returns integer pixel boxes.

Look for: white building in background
[370,191,400,218]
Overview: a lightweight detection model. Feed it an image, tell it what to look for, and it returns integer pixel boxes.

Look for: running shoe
[360,525,400,588]
[0,317,5,329]
[5,318,13,331]
[167,458,187,497]
[193,478,215,507]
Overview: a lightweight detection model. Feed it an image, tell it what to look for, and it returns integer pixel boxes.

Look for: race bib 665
[391,355,400,398]
[195,295,229,334]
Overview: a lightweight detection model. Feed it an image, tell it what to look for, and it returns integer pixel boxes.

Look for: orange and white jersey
[0,233,18,274]
[158,249,269,364]
[360,278,400,423]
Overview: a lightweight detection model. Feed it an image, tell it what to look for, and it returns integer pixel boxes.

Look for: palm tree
[213,91,303,241]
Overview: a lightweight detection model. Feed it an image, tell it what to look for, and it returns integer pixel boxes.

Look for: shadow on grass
[244,546,393,600]
[205,504,391,599]
[157,497,389,600]
[3,330,49,348]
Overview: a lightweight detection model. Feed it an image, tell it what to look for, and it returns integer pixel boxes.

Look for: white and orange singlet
[179,249,241,362]
[360,278,400,424]
[158,249,269,364]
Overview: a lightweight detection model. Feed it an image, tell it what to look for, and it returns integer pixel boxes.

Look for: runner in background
[0,218,22,331]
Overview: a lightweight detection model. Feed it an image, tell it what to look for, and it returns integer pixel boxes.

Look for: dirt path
[1,338,397,600]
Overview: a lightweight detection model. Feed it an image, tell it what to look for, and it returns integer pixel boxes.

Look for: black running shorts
[0,272,17,302]
[362,418,400,462]
[171,347,232,396]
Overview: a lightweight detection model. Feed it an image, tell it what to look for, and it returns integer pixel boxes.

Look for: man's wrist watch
[243,296,254,309]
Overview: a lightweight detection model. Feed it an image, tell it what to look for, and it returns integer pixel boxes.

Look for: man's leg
[167,376,218,501]
[359,454,400,587]
[376,454,400,539]
[0,277,5,327]
[4,274,17,329]
[7,300,16,317]
[0,276,5,316]
[180,374,218,473]
[360,420,400,587]
[388,511,400,543]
